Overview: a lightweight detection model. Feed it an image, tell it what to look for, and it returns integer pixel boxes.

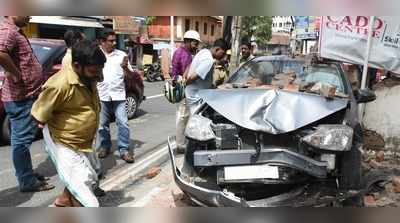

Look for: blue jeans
[98,101,131,155]
[4,99,38,190]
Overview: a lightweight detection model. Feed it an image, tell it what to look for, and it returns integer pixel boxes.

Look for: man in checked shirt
[0,16,54,192]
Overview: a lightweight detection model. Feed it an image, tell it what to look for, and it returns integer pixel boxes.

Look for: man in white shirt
[96,29,135,163]
[176,38,229,152]
[185,38,229,110]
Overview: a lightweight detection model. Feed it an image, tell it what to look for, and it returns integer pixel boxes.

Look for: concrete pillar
[136,45,143,69]
[176,17,183,40]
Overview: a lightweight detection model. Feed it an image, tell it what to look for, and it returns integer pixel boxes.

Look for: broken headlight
[185,115,216,141]
[302,125,353,152]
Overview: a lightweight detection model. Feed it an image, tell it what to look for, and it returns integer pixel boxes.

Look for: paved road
[0,81,176,207]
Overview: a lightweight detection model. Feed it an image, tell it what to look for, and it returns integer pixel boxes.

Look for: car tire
[339,125,363,206]
[339,144,362,188]
[126,95,139,119]
[1,115,11,145]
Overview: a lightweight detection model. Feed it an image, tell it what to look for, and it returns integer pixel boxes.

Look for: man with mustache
[31,40,106,207]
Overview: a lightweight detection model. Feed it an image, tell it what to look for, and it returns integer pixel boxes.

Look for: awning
[30,16,104,28]
[153,42,171,50]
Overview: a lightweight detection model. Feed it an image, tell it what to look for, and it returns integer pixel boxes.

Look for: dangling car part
[168,56,377,207]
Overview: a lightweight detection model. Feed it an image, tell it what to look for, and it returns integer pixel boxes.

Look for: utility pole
[229,16,242,74]
[359,16,375,121]
[170,16,175,59]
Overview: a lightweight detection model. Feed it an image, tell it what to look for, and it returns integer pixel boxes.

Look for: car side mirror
[354,88,376,104]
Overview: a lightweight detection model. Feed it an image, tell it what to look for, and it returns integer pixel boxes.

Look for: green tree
[145,16,156,25]
[241,16,272,46]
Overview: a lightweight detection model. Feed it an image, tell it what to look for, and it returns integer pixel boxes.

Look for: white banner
[319,16,400,74]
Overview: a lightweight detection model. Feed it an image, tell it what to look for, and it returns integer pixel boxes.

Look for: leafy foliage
[241,16,273,46]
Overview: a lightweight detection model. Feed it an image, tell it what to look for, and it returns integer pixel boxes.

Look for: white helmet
[183,30,201,42]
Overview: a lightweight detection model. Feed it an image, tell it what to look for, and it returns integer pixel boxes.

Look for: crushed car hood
[198,89,349,134]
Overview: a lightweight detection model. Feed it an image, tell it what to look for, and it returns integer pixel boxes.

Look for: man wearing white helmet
[171,30,201,79]
[174,30,201,153]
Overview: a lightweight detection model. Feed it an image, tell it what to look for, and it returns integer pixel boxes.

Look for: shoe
[20,181,55,193]
[98,148,110,159]
[34,173,50,182]
[93,186,106,197]
[121,153,135,164]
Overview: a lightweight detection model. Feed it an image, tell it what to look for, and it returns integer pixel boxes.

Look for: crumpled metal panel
[197,89,349,134]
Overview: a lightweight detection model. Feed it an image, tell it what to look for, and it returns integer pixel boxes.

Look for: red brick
[145,167,162,179]
[363,195,377,207]
[375,151,385,162]
[392,176,400,193]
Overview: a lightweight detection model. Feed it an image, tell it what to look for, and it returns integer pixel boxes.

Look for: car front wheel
[126,95,138,119]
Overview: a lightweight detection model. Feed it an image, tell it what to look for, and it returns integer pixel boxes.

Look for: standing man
[239,36,255,66]
[31,40,106,207]
[171,30,200,79]
[176,39,228,151]
[173,30,201,153]
[0,16,54,192]
[62,29,106,197]
[96,29,135,163]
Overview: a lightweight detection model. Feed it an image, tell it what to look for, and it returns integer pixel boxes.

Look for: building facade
[148,16,223,47]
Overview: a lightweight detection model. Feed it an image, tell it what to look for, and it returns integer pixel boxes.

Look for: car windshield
[228,61,276,84]
[227,59,346,94]
[302,65,345,93]
[31,43,57,65]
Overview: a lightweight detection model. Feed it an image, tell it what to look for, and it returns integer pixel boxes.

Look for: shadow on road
[34,157,57,179]
[134,109,147,118]
[0,156,57,207]
[100,139,144,176]
[98,189,135,207]
[0,186,35,206]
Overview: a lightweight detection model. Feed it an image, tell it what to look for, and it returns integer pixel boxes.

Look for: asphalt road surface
[0,81,177,207]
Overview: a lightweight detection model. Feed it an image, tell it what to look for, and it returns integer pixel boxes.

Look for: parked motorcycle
[144,62,165,82]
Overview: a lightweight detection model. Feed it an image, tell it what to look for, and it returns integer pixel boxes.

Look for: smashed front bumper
[167,137,362,207]
[167,137,247,207]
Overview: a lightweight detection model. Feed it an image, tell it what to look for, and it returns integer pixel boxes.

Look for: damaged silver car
[168,56,376,207]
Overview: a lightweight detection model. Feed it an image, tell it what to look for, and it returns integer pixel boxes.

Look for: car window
[31,44,57,65]
[301,65,345,93]
[228,61,275,84]
[227,59,347,94]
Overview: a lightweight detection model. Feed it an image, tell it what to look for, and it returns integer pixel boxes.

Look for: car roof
[252,55,303,62]
[29,38,66,47]
[251,55,343,67]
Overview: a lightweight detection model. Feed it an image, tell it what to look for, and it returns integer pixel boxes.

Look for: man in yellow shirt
[31,40,106,207]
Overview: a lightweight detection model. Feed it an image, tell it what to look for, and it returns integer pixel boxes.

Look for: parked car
[0,38,145,144]
[168,56,376,207]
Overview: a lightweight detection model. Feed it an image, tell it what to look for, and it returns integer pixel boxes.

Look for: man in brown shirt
[32,40,106,207]
[0,16,54,192]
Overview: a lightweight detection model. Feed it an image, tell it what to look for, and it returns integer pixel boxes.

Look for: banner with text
[319,16,400,73]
